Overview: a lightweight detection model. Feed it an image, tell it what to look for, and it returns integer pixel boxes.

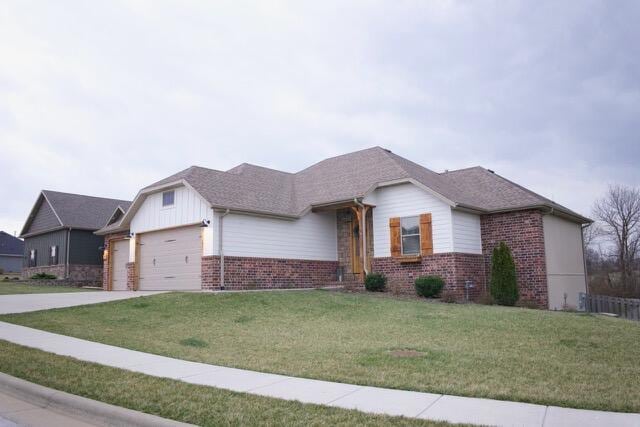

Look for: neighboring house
[0,231,24,274]
[97,147,591,310]
[20,190,131,283]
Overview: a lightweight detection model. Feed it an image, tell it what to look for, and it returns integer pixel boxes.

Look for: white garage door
[138,226,202,291]
[111,239,129,291]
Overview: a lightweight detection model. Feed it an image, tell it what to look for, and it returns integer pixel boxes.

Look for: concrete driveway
[0,291,164,315]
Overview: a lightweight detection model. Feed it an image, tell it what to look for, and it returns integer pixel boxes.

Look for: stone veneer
[480,209,548,307]
[21,265,65,280]
[202,255,338,290]
[102,231,130,290]
[371,253,485,300]
[22,264,102,286]
[126,262,136,290]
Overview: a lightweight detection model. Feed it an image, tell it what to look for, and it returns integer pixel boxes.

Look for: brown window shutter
[420,213,433,256]
[389,217,401,257]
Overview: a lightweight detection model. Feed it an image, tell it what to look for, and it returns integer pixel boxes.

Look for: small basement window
[400,216,421,255]
[162,190,175,207]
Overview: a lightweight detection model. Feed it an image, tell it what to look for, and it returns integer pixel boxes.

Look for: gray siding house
[0,231,24,274]
[20,190,131,283]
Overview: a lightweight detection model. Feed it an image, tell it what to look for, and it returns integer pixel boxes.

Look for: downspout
[65,228,71,279]
[581,224,590,296]
[354,198,369,275]
[218,209,230,290]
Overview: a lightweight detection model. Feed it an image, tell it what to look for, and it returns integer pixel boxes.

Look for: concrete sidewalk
[0,322,637,426]
[0,291,165,315]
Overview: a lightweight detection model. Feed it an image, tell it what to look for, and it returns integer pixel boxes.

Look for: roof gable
[21,191,132,237]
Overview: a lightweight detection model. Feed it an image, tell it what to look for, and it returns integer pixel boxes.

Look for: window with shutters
[390,213,433,258]
[400,216,421,255]
[29,249,37,267]
[49,245,58,265]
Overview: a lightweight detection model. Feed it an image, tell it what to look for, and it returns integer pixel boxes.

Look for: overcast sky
[1,1,639,236]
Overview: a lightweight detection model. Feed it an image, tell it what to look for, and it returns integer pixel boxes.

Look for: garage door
[138,226,202,290]
[111,239,129,291]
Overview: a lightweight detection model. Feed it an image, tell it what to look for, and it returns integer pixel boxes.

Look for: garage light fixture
[200,219,211,227]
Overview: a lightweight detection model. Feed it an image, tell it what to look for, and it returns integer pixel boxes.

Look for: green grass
[0,281,99,295]
[2,290,640,412]
[0,340,448,426]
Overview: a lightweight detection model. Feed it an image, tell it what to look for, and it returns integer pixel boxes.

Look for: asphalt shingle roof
[41,190,131,230]
[140,147,589,222]
[0,231,23,255]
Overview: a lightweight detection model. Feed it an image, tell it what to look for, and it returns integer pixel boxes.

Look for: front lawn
[0,340,443,426]
[2,290,639,412]
[0,281,99,295]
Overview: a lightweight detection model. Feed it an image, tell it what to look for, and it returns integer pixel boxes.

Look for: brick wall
[201,255,338,290]
[126,262,136,290]
[480,210,548,307]
[371,253,485,300]
[102,232,130,290]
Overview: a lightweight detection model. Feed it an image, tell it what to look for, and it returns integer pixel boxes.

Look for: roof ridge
[294,146,390,174]
[42,189,130,203]
[440,166,485,174]
[227,162,293,175]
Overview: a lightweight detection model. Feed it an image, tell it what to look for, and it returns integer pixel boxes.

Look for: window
[400,216,420,255]
[29,249,37,267]
[162,190,175,207]
[49,245,58,265]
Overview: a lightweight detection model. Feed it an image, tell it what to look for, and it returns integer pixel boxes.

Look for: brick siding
[21,265,65,280]
[371,253,485,300]
[480,210,548,307]
[201,255,338,290]
[126,262,136,290]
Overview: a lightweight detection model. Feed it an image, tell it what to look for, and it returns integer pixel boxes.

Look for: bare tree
[593,184,640,291]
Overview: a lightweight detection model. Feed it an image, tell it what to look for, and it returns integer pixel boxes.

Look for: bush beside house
[489,241,519,306]
[364,273,387,292]
[414,275,445,298]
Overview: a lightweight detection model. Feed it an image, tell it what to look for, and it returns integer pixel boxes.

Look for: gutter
[218,209,230,290]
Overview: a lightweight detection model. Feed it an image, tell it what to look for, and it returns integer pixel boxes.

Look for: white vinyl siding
[451,210,482,254]
[365,183,453,256]
[212,211,337,261]
[130,185,211,234]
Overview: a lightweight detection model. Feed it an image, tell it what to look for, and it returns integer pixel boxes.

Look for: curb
[0,372,193,427]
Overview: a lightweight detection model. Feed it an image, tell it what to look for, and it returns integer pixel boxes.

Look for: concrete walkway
[0,322,637,426]
[0,291,165,315]
[0,389,94,427]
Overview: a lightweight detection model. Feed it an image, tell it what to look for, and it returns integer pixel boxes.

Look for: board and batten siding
[130,185,212,235]
[451,210,482,254]
[543,214,587,310]
[26,198,61,235]
[23,230,67,267]
[211,211,337,261]
[365,182,453,256]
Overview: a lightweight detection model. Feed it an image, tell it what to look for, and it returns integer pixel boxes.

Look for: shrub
[364,273,387,292]
[30,273,57,280]
[489,241,519,306]
[414,275,445,298]
[440,290,457,303]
